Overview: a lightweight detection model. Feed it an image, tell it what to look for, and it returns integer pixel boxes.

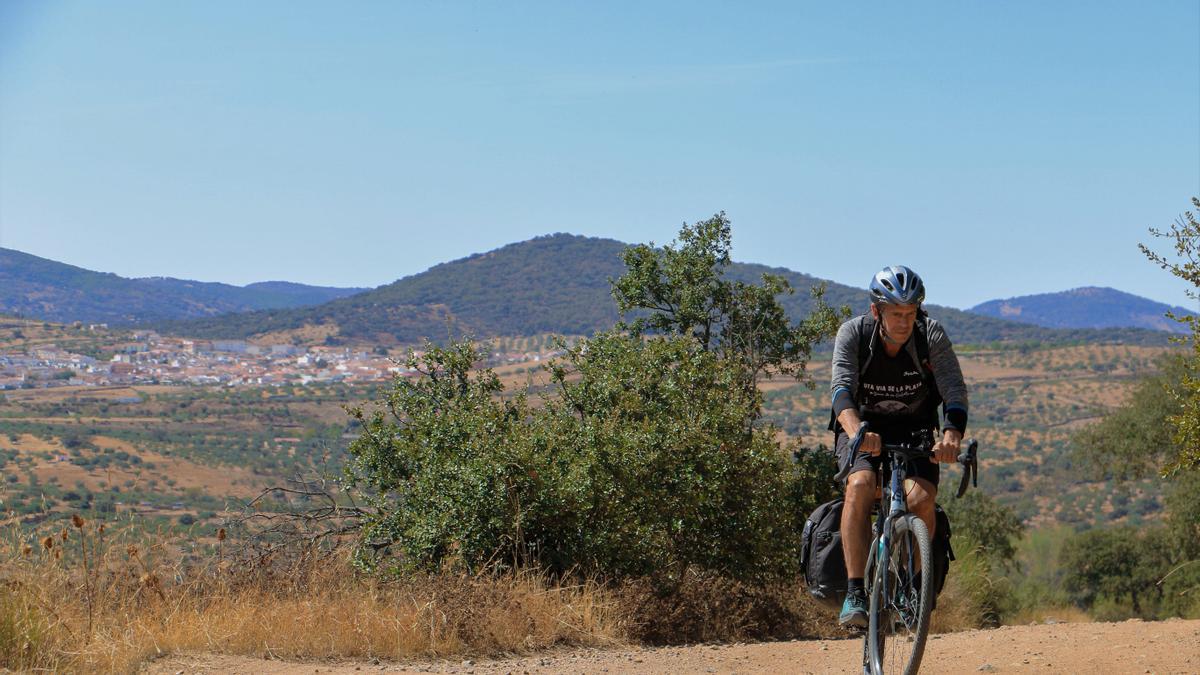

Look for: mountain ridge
[156,234,1174,347]
[0,247,369,324]
[969,286,1192,333]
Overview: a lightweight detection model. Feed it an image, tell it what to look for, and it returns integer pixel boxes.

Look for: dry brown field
[0,432,263,498]
[0,335,1184,536]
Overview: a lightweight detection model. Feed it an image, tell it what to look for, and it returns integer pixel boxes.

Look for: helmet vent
[869,264,925,306]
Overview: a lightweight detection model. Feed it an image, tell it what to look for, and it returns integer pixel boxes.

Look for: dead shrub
[617,569,850,645]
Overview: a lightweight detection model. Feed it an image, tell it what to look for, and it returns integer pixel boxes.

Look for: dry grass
[929,542,1008,634]
[0,519,625,673]
[1,510,1002,674]
[1005,605,1092,625]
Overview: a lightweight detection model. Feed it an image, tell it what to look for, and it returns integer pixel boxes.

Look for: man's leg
[839,468,876,627]
[842,468,877,579]
[904,476,938,607]
[905,476,938,545]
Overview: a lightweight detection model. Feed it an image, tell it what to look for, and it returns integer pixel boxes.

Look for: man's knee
[905,478,937,512]
[845,470,876,504]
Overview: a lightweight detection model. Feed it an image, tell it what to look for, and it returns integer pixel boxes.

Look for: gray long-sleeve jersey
[829,314,969,433]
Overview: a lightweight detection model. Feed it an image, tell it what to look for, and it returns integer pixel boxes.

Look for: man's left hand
[933,429,962,463]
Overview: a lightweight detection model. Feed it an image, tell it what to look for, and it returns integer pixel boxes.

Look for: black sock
[847,577,864,594]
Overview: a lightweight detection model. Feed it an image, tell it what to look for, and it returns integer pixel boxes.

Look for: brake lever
[834,421,871,484]
[955,438,978,499]
[850,421,870,453]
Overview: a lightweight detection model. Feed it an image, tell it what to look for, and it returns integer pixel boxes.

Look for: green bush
[536,331,821,581]
[942,491,1024,571]
[1060,525,1174,618]
[345,332,838,583]
[346,339,535,574]
[1160,559,1200,618]
[344,215,845,583]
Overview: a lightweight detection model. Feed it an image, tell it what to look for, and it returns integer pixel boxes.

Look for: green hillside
[161,234,1172,347]
[0,247,367,324]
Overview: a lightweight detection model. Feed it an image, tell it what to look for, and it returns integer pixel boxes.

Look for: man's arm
[830,318,861,425]
[925,319,968,462]
[831,316,882,455]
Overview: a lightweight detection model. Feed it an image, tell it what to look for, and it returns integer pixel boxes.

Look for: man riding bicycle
[830,265,969,627]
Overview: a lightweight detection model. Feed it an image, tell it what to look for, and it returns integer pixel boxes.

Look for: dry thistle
[42,535,54,551]
[22,544,32,556]
[98,523,105,534]
[72,513,85,529]
[54,549,62,560]
[140,571,166,600]
[60,529,68,542]
[217,527,226,542]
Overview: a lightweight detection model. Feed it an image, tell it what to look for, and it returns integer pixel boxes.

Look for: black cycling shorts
[834,430,941,488]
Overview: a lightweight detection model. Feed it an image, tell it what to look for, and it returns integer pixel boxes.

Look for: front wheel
[867,513,933,675]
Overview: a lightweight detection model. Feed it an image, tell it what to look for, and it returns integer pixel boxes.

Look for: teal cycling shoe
[838,589,868,628]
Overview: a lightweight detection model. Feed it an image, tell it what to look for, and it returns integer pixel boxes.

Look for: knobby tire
[867,513,933,675]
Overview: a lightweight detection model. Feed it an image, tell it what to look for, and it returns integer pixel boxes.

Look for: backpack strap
[858,313,933,383]
[913,311,934,382]
[858,314,876,375]
[829,312,939,432]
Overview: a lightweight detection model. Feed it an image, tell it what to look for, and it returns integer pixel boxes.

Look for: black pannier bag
[801,499,955,610]
[800,498,846,610]
[933,504,955,595]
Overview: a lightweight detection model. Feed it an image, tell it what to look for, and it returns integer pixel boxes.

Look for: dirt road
[143,618,1199,674]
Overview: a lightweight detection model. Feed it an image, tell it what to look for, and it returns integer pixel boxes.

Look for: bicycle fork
[862,466,910,673]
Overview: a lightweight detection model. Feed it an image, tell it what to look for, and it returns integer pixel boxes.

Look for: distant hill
[160,234,1172,347]
[969,287,1194,333]
[0,247,368,324]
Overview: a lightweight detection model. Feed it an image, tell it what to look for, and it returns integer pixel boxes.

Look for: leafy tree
[1061,199,1200,618]
[1165,469,1200,559]
[1140,196,1200,472]
[612,212,846,392]
[1061,526,1173,617]
[1071,353,1185,481]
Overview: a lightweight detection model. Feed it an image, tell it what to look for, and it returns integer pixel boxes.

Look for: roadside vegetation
[0,516,627,672]
[4,206,1200,672]
[2,216,858,672]
[1005,198,1200,623]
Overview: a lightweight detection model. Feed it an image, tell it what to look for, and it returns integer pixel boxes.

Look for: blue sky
[1,1,1197,309]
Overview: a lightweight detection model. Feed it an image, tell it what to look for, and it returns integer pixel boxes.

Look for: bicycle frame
[852,423,978,675]
[871,443,917,618]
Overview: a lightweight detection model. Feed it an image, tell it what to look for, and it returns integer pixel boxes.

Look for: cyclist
[830,265,969,627]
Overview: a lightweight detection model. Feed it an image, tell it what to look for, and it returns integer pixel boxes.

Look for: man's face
[872,303,919,344]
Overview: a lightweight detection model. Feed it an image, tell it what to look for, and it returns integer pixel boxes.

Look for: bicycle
[849,422,978,675]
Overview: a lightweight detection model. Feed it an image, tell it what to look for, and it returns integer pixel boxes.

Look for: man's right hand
[859,430,882,456]
[840,410,883,457]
